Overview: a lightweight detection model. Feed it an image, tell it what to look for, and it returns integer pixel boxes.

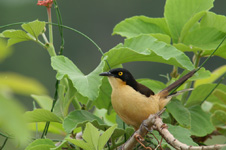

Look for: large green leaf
[189,106,215,136]
[25,139,55,150]
[21,20,46,39]
[200,12,226,33]
[63,110,106,133]
[164,0,214,42]
[167,99,191,128]
[51,56,105,101]
[104,35,194,70]
[24,109,62,123]
[182,27,225,50]
[0,73,47,95]
[0,94,30,145]
[113,16,170,38]
[180,11,207,42]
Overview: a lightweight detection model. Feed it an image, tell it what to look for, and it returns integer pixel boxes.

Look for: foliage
[0,0,226,149]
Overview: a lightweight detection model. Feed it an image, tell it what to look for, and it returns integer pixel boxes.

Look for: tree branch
[121,109,226,150]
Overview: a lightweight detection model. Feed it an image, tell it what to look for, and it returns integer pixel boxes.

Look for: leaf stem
[0,137,8,150]
[53,0,64,55]
[72,98,81,110]
[86,100,93,110]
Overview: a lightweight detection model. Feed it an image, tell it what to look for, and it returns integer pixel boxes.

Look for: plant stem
[86,100,93,110]
[72,97,81,110]
[53,0,64,55]
[47,7,53,44]
[46,7,56,57]
[0,137,8,150]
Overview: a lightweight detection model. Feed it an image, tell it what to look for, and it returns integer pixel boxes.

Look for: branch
[122,109,226,150]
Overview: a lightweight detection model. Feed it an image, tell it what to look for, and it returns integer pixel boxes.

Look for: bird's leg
[142,121,153,133]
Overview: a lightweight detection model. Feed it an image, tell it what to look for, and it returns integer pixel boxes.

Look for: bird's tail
[158,69,196,98]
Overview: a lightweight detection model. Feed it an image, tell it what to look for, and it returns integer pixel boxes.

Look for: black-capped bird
[99,68,195,130]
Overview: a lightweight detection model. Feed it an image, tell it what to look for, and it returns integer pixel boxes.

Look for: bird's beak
[99,71,113,77]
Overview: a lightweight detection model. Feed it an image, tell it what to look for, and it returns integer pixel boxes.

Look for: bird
[99,68,196,130]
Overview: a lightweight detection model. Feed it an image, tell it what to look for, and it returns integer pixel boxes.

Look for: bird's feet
[142,121,153,133]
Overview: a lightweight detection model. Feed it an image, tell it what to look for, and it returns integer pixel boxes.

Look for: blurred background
[0,0,226,148]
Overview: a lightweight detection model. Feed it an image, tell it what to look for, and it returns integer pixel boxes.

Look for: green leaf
[24,109,62,123]
[51,56,105,101]
[200,12,226,33]
[66,138,90,150]
[0,94,30,145]
[186,84,226,107]
[28,122,64,135]
[63,110,106,133]
[66,123,117,150]
[31,95,53,110]
[211,110,226,136]
[94,77,112,109]
[189,105,215,136]
[105,35,194,71]
[195,65,226,87]
[151,125,198,148]
[83,122,99,149]
[180,11,207,41]
[29,145,55,150]
[150,33,171,44]
[164,0,214,42]
[54,78,76,118]
[213,89,226,104]
[0,73,47,95]
[167,99,191,128]
[22,20,46,39]
[136,78,166,94]
[210,103,226,114]
[98,124,117,149]
[2,30,33,46]
[25,139,55,150]
[168,125,198,146]
[211,110,226,128]
[113,16,170,38]
[182,27,225,50]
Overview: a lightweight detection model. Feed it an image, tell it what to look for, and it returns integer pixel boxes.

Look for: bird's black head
[99,68,136,84]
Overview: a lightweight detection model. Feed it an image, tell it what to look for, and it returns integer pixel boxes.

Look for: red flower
[37,0,53,8]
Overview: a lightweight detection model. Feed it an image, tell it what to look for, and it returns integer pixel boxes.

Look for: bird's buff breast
[109,78,159,129]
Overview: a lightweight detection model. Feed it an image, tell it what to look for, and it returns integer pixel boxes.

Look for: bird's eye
[118,72,123,76]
